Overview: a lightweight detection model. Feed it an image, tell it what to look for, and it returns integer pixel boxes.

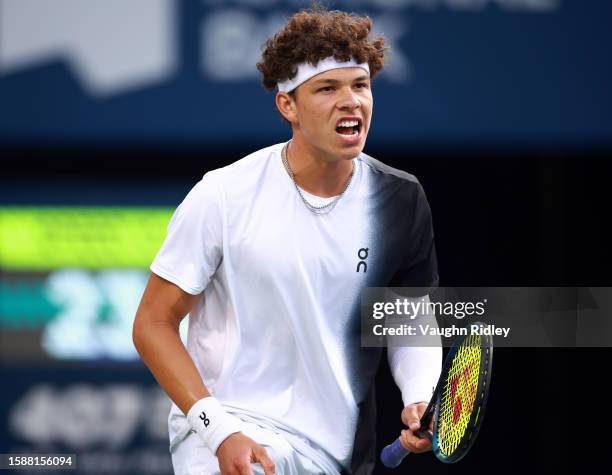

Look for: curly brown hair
[256,6,387,92]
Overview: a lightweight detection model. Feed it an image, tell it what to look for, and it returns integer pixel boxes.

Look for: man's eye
[355,82,368,89]
[319,86,333,92]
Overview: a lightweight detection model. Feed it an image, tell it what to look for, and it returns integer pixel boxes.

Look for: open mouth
[335,118,362,136]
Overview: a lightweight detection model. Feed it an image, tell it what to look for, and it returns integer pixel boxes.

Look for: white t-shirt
[151,142,440,472]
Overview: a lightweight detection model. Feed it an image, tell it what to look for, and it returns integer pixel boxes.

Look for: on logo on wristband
[199,411,210,428]
[188,397,241,454]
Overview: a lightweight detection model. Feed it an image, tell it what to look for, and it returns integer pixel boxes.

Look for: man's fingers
[401,402,429,431]
[416,431,432,451]
[399,429,433,454]
[234,460,254,475]
[252,445,275,475]
[399,429,419,451]
[401,405,421,431]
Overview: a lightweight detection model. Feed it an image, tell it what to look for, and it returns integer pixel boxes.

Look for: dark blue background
[1,0,611,148]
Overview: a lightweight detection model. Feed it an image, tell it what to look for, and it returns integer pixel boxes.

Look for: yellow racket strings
[438,334,483,456]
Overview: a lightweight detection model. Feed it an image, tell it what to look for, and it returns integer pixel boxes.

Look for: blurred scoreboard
[0,205,182,474]
[0,207,173,362]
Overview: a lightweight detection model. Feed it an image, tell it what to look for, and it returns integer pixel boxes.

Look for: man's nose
[337,88,361,110]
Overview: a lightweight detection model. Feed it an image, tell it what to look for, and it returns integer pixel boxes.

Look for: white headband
[277,56,370,93]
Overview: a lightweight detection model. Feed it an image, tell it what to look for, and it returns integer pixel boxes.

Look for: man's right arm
[132,272,208,413]
[132,272,275,475]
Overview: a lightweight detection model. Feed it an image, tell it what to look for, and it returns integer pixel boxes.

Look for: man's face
[290,67,373,161]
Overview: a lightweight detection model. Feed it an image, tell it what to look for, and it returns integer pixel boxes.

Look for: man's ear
[275,91,298,125]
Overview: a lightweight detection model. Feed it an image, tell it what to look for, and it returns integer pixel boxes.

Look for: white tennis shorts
[171,418,337,475]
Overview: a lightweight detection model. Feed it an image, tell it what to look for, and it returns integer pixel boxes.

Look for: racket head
[431,324,493,463]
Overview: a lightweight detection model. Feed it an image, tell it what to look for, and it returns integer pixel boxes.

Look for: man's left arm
[387,179,441,453]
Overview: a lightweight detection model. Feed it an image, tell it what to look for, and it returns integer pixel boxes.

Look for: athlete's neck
[286,137,354,198]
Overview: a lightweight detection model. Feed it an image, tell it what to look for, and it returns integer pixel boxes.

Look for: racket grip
[380,438,409,468]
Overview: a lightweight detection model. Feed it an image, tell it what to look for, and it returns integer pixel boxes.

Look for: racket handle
[380,438,409,468]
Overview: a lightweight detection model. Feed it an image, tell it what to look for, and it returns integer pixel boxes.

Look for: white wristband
[187,397,242,454]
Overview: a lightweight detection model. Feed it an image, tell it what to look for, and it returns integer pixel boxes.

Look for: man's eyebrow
[311,78,340,86]
[311,75,371,86]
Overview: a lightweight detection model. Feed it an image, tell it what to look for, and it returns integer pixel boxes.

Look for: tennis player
[133,6,441,475]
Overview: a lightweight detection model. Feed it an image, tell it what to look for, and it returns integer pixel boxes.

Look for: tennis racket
[381,323,493,467]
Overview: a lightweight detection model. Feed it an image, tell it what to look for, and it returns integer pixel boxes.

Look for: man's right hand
[216,432,276,475]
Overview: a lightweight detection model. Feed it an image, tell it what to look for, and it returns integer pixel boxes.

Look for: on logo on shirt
[356,248,369,273]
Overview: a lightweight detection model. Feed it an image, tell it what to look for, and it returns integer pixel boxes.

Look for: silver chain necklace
[281,141,354,215]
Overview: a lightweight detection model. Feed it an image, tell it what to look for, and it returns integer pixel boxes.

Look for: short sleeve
[390,182,438,289]
[150,172,223,295]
